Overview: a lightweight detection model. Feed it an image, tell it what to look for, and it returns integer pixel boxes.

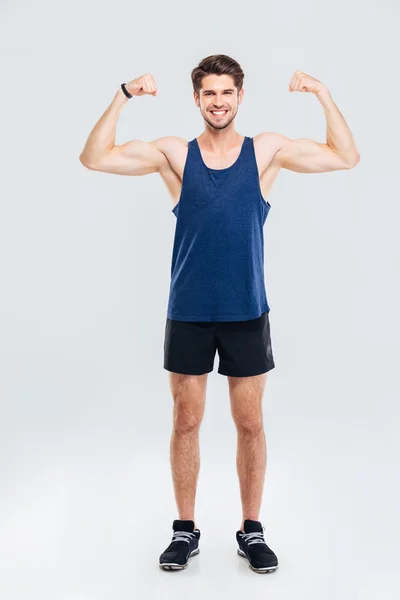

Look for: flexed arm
[79,74,167,176]
[267,71,360,173]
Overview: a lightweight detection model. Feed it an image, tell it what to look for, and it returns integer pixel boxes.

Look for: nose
[212,94,228,109]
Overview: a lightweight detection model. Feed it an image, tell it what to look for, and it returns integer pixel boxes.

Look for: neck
[198,130,244,153]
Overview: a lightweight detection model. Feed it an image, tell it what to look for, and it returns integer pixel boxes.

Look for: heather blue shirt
[167,135,271,322]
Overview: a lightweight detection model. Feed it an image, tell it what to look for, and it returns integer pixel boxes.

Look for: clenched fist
[125,73,157,97]
[288,70,326,95]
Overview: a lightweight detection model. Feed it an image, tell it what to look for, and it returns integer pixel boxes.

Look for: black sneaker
[159,519,200,570]
[236,519,278,573]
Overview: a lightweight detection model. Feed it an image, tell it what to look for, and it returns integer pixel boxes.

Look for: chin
[205,117,234,130]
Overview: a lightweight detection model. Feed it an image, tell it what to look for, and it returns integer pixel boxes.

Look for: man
[79,54,360,574]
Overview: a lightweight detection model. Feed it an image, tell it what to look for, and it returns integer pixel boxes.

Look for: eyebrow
[202,88,235,93]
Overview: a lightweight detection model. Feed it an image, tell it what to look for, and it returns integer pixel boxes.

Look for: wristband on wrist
[121,83,132,98]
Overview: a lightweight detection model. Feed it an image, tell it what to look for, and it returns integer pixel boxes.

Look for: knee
[173,406,202,435]
[235,418,263,436]
[173,417,202,435]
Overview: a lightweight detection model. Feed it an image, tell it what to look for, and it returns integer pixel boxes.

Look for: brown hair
[191,54,245,95]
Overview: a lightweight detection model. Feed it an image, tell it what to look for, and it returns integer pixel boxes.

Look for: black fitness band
[121,83,132,98]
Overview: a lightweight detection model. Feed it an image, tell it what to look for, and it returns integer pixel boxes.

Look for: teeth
[212,111,227,115]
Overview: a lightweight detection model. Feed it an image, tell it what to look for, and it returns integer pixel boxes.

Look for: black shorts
[163,311,275,377]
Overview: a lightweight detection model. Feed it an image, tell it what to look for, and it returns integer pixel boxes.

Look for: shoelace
[171,530,196,544]
[241,528,266,546]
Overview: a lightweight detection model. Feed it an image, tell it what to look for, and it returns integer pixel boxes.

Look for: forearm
[316,87,360,163]
[79,87,129,165]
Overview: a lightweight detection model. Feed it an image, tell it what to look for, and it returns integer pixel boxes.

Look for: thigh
[168,372,208,430]
[216,311,275,377]
[228,372,267,430]
[163,318,217,375]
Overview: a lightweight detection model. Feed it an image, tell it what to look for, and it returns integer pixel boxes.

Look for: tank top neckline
[193,136,248,173]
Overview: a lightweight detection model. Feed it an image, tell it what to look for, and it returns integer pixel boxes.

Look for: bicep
[272,135,350,173]
[85,139,168,176]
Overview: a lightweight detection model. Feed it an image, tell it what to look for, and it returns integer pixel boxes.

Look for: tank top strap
[235,135,252,168]
[188,137,202,163]
[242,136,258,168]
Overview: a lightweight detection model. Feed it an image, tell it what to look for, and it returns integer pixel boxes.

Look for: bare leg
[168,372,208,530]
[228,373,267,531]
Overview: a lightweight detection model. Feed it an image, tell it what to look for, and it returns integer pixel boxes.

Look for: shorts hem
[163,364,214,375]
[218,362,275,377]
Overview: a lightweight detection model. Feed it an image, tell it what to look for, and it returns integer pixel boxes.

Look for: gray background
[1,0,399,598]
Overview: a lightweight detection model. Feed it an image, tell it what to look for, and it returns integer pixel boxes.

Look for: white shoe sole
[237,548,279,573]
[159,547,200,570]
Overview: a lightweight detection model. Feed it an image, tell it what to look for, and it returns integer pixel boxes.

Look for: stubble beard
[202,106,238,130]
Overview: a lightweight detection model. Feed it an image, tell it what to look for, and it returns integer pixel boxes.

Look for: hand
[288,70,326,95]
[125,73,157,97]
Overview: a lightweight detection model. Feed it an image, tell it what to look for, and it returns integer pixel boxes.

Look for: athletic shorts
[163,310,275,377]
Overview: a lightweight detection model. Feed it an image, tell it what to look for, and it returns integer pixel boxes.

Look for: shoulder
[150,136,188,155]
[149,136,189,178]
[252,132,289,170]
[253,131,287,153]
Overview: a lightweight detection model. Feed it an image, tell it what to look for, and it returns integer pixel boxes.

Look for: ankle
[178,517,197,530]
[240,517,259,531]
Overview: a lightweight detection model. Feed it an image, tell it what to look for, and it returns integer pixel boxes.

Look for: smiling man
[79,54,360,574]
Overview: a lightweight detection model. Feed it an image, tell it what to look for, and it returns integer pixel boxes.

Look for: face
[194,74,244,130]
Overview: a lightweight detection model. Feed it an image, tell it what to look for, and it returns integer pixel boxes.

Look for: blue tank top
[167,135,271,322]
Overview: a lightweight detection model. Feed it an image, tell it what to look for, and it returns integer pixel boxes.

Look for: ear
[238,88,244,105]
[193,90,200,107]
